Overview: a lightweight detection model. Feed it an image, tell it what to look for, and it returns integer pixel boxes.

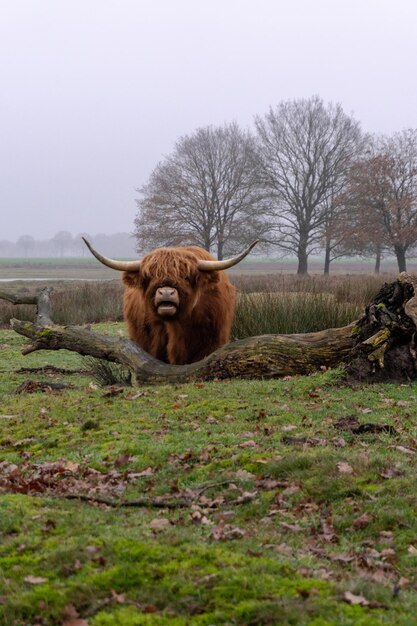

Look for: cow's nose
[157,287,176,298]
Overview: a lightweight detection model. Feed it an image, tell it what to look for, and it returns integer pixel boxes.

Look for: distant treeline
[0,231,138,258]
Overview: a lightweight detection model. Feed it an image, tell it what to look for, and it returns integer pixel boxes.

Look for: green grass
[2,325,417,624]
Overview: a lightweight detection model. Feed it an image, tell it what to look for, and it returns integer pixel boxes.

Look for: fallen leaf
[111,589,126,603]
[379,466,403,479]
[395,445,416,455]
[24,575,48,584]
[235,491,258,504]
[337,461,353,474]
[235,469,255,480]
[264,543,293,555]
[379,530,393,543]
[130,466,154,478]
[352,512,371,528]
[328,552,354,563]
[114,453,132,467]
[408,544,417,555]
[371,568,391,583]
[149,518,171,530]
[320,516,337,542]
[211,522,246,540]
[281,484,300,497]
[341,591,387,609]
[85,545,99,554]
[331,436,347,448]
[195,573,218,585]
[380,547,396,560]
[63,604,79,619]
[102,386,125,397]
[190,510,212,525]
[238,439,258,448]
[342,591,369,605]
[63,461,80,473]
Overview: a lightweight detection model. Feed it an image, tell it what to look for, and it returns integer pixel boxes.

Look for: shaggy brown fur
[122,246,236,364]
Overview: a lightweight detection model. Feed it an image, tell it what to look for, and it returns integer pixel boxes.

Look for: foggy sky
[1,0,417,242]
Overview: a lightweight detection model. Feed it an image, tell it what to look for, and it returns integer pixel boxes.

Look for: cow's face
[123,250,215,321]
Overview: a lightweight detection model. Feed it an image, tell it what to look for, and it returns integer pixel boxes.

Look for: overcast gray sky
[1,0,417,241]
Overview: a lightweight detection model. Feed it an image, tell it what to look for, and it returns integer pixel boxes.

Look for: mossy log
[5,275,417,384]
[9,318,355,384]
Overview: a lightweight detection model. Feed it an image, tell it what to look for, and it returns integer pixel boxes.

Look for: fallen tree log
[5,275,417,384]
[9,318,356,384]
[0,287,53,326]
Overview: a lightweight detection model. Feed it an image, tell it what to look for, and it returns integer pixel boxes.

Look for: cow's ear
[122,271,140,288]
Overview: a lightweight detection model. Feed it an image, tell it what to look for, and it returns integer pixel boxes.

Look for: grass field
[1,255,416,279]
[2,322,417,625]
[0,258,119,281]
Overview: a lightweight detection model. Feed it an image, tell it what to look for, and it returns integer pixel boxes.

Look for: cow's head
[82,238,258,321]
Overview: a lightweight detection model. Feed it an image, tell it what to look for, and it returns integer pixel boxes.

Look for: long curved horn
[197,240,260,272]
[82,237,142,271]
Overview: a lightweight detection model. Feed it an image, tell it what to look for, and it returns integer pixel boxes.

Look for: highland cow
[82,238,258,364]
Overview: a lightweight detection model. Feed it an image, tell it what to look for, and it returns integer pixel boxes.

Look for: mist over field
[0,232,137,259]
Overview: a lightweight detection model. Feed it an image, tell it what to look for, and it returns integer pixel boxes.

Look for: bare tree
[134,123,267,259]
[345,130,417,272]
[52,231,73,257]
[255,96,363,274]
[16,235,35,257]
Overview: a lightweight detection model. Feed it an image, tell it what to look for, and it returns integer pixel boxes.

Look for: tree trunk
[217,236,224,261]
[374,245,381,274]
[394,245,407,273]
[10,319,356,384]
[297,238,309,275]
[323,242,331,275]
[5,276,417,384]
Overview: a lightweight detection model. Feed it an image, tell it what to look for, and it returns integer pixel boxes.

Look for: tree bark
[374,245,381,274]
[10,318,355,384]
[394,244,407,273]
[323,242,331,275]
[297,238,309,275]
[0,287,53,326]
[5,276,417,384]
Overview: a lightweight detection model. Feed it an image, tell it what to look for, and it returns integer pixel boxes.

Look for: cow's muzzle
[155,287,180,318]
